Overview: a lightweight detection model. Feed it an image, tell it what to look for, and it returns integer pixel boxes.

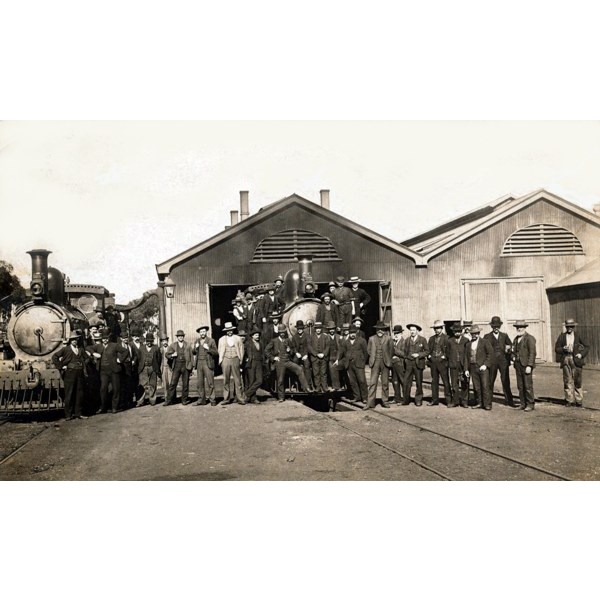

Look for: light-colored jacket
[218,335,245,364]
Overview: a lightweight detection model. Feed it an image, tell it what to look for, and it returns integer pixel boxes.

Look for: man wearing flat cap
[165,330,194,406]
[367,321,393,408]
[193,325,218,406]
[331,275,353,329]
[465,325,494,410]
[402,324,428,406]
[483,316,514,406]
[510,320,536,411]
[218,322,246,405]
[555,318,588,407]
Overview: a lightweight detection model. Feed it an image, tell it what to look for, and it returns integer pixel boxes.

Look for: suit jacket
[555,331,588,368]
[118,340,136,375]
[483,331,512,366]
[217,335,245,364]
[291,333,311,360]
[166,340,195,370]
[511,332,536,368]
[349,287,371,315]
[465,337,494,369]
[338,337,369,369]
[257,294,285,324]
[91,341,129,374]
[367,334,393,368]
[131,341,144,368]
[137,344,162,375]
[391,336,406,365]
[447,337,467,370]
[404,335,429,369]
[308,333,331,360]
[52,345,89,371]
[244,338,265,367]
[316,302,339,327]
[193,336,218,369]
[427,333,450,363]
[326,333,341,361]
[266,336,297,364]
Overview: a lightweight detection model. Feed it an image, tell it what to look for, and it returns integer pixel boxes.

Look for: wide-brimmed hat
[277,324,288,334]
[341,323,351,330]
[352,317,364,325]
[295,320,305,328]
[130,326,142,337]
[321,292,332,300]
[265,284,276,292]
[250,327,261,336]
[222,322,236,332]
[159,335,169,341]
[176,329,185,336]
[393,324,404,333]
[374,321,388,330]
[196,325,209,333]
[100,327,111,338]
[513,320,529,328]
[238,329,247,336]
[335,275,346,283]
[462,320,473,327]
[314,321,323,328]
[470,325,482,334]
[232,298,242,305]
[245,292,254,300]
[328,281,335,287]
[270,311,282,321]
[67,332,80,341]
[349,325,359,333]
[451,323,464,333]
[564,318,578,327]
[324,321,336,330]
[406,323,422,331]
[349,276,361,284]
[489,316,503,327]
[431,320,444,329]
[145,333,155,342]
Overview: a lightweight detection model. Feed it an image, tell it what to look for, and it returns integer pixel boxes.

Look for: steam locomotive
[0,250,109,413]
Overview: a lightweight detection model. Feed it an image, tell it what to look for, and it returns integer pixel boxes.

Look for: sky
[1,120,600,303]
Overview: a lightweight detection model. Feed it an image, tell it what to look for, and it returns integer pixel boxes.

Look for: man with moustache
[136,333,162,407]
[465,325,494,410]
[192,325,218,406]
[390,324,406,404]
[165,330,194,406]
[447,324,468,408]
[337,325,369,407]
[483,316,514,406]
[52,331,89,420]
[91,327,128,414]
[244,327,265,404]
[366,321,393,408]
[402,324,428,406]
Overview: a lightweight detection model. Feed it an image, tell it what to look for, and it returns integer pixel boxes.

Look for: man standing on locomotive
[348,276,371,320]
[53,331,89,420]
[331,275,353,328]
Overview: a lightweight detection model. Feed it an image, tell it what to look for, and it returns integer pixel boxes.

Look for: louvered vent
[252,229,340,262]
[502,224,584,256]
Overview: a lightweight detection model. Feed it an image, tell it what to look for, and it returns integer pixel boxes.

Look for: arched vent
[252,229,341,262]
[502,224,584,256]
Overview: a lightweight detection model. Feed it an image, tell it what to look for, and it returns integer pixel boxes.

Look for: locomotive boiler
[0,250,88,413]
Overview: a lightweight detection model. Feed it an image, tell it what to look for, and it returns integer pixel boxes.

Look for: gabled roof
[156,193,426,276]
[402,189,600,260]
[546,257,600,290]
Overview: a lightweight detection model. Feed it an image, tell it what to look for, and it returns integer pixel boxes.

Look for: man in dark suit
[331,275,353,328]
[308,321,331,393]
[427,320,451,406]
[165,329,194,405]
[316,293,339,327]
[465,325,494,410]
[402,324,428,406]
[117,330,136,409]
[390,325,406,404]
[555,318,589,407]
[244,328,265,404]
[366,321,393,408]
[337,325,369,406]
[348,276,371,319]
[130,328,144,404]
[291,320,314,391]
[52,332,89,420]
[257,285,285,336]
[325,321,341,391]
[483,316,514,406]
[511,320,537,411]
[265,324,310,402]
[136,333,162,407]
[192,325,219,406]
[90,327,129,413]
[447,324,468,407]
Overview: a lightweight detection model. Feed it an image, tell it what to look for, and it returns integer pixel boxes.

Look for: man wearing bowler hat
[193,325,218,406]
[465,325,494,410]
[447,324,468,407]
[390,325,406,404]
[292,320,314,392]
[483,316,514,406]
[325,321,342,391]
[510,320,537,411]
[367,321,393,408]
[52,331,89,420]
[555,318,588,407]
[427,320,451,406]
[165,330,194,406]
[136,333,162,407]
[218,322,246,405]
[402,324,428,406]
[337,324,369,406]
[308,321,331,393]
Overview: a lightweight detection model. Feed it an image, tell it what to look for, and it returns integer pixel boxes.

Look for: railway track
[0,424,50,468]
[326,400,571,481]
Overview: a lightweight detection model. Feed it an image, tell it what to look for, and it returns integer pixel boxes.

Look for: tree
[124,288,160,334]
[0,260,27,307]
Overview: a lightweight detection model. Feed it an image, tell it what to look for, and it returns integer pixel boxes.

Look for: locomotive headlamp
[30,279,44,298]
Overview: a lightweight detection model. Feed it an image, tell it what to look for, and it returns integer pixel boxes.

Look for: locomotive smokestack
[240,191,249,221]
[297,254,314,296]
[27,249,51,301]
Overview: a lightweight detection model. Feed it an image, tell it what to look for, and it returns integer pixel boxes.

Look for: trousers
[347,362,368,402]
[429,359,451,403]
[222,356,244,402]
[515,362,535,408]
[63,368,85,418]
[167,362,190,404]
[367,358,390,406]
[470,365,492,409]
[403,361,424,405]
[196,361,215,401]
[562,356,583,404]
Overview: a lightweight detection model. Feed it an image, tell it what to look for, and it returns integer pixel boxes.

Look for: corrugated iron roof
[547,258,600,290]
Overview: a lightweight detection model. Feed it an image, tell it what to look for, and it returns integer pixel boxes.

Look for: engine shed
[156,189,600,364]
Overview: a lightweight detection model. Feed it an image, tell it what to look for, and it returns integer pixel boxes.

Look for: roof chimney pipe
[320,189,330,210]
[230,210,239,227]
[240,190,249,221]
